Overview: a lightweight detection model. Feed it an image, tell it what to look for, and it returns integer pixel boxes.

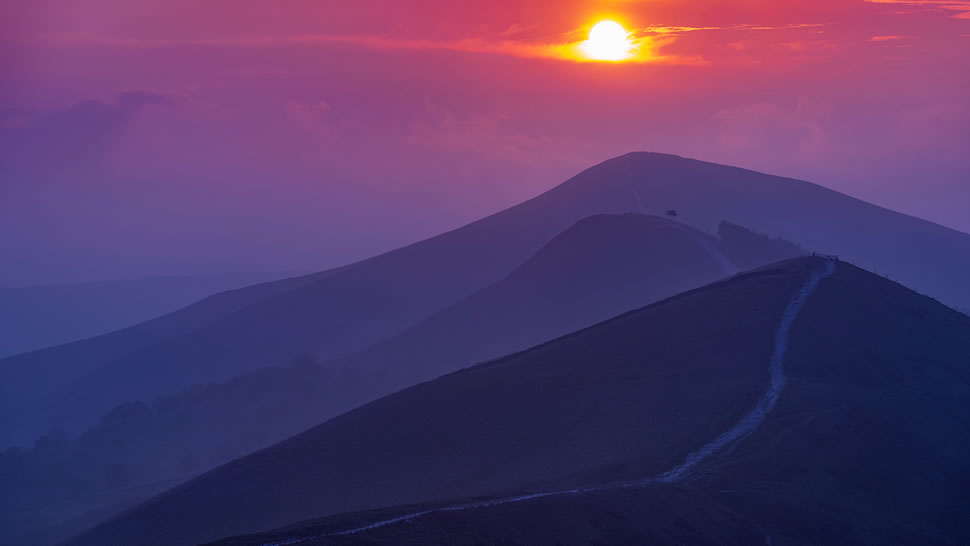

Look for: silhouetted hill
[2,213,802,544]
[0,272,292,359]
[71,257,970,545]
[717,220,803,271]
[338,213,742,388]
[620,153,970,307]
[0,356,337,546]
[6,152,970,450]
[0,155,638,446]
[0,269,337,447]
[69,257,812,545]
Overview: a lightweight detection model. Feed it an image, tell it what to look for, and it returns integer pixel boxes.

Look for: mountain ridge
[335,213,748,387]
[5,151,970,450]
[65,257,823,545]
[212,257,970,545]
[7,212,799,545]
[72,256,970,545]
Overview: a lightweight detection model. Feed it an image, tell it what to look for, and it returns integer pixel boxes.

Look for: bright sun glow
[582,20,634,61]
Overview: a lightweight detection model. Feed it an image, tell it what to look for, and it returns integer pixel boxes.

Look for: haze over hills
[0,213,801,545]
[4,151,970,450]
[71,257,970,546]
[70,257,813,546]
[0,151,640,446]
[0,269,341,447]
[0,272,292,359]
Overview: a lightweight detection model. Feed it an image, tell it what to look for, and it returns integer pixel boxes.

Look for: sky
[1,0,968,285]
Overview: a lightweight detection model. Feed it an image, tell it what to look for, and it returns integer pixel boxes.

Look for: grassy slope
[213,261,970,546]
[9,151,970,447]
[337,213,731,389]
[69,260,816,546]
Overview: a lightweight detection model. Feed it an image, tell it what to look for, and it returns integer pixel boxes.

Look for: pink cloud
[782,39,836,51]
[14,30,711,66]
[865,0,970,18]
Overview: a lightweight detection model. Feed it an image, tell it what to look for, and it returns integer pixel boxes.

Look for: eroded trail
[648,259,835,483]
[263,261,837,545]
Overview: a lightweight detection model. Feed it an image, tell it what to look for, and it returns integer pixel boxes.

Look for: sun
[581,20,634,61]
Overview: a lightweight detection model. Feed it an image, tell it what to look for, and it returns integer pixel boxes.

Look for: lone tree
[666,209,678,218]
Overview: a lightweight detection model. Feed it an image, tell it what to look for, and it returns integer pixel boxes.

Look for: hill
[0,356,333,546]
[5,152,970,449]
[0,269,337,447]
[0,272,293,359]
[616,153,970,309]
[2,213,802,544]
[72,257,970,545]
[336,213,758,388]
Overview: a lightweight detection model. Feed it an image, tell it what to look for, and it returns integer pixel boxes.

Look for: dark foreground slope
[214,259,970,546]
[71,259,827,545]
[73,257,970,546]
[5,152,969,448]
[215,486,769,546]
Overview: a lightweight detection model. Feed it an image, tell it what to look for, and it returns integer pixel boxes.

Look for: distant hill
[1,213,802,545]
[0,356,334,546]
[0,272,292,359]
[5,151,970,449]
[70,257,970,545]
[0,269,338,447]
[716,220,803,271]
[337,213,743,388]
[0,151,639,445]
[615,153,970,309]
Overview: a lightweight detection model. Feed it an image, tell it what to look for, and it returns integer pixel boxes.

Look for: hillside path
[263,260,837,545]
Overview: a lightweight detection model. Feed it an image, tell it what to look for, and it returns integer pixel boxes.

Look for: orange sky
[1,0,968,283]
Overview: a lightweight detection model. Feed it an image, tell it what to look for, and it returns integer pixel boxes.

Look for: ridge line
[261,260,837,545]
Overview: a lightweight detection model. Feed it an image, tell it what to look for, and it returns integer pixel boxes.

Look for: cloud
[15,22,836,67]
[865,0,970,18]
[641,23,825,35]
[15,29,698,64]
[870,35,912,41]
[5,13,842,69]
[782,39,836,51]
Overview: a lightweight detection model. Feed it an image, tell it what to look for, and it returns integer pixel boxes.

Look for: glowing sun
[581,20,634,61]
